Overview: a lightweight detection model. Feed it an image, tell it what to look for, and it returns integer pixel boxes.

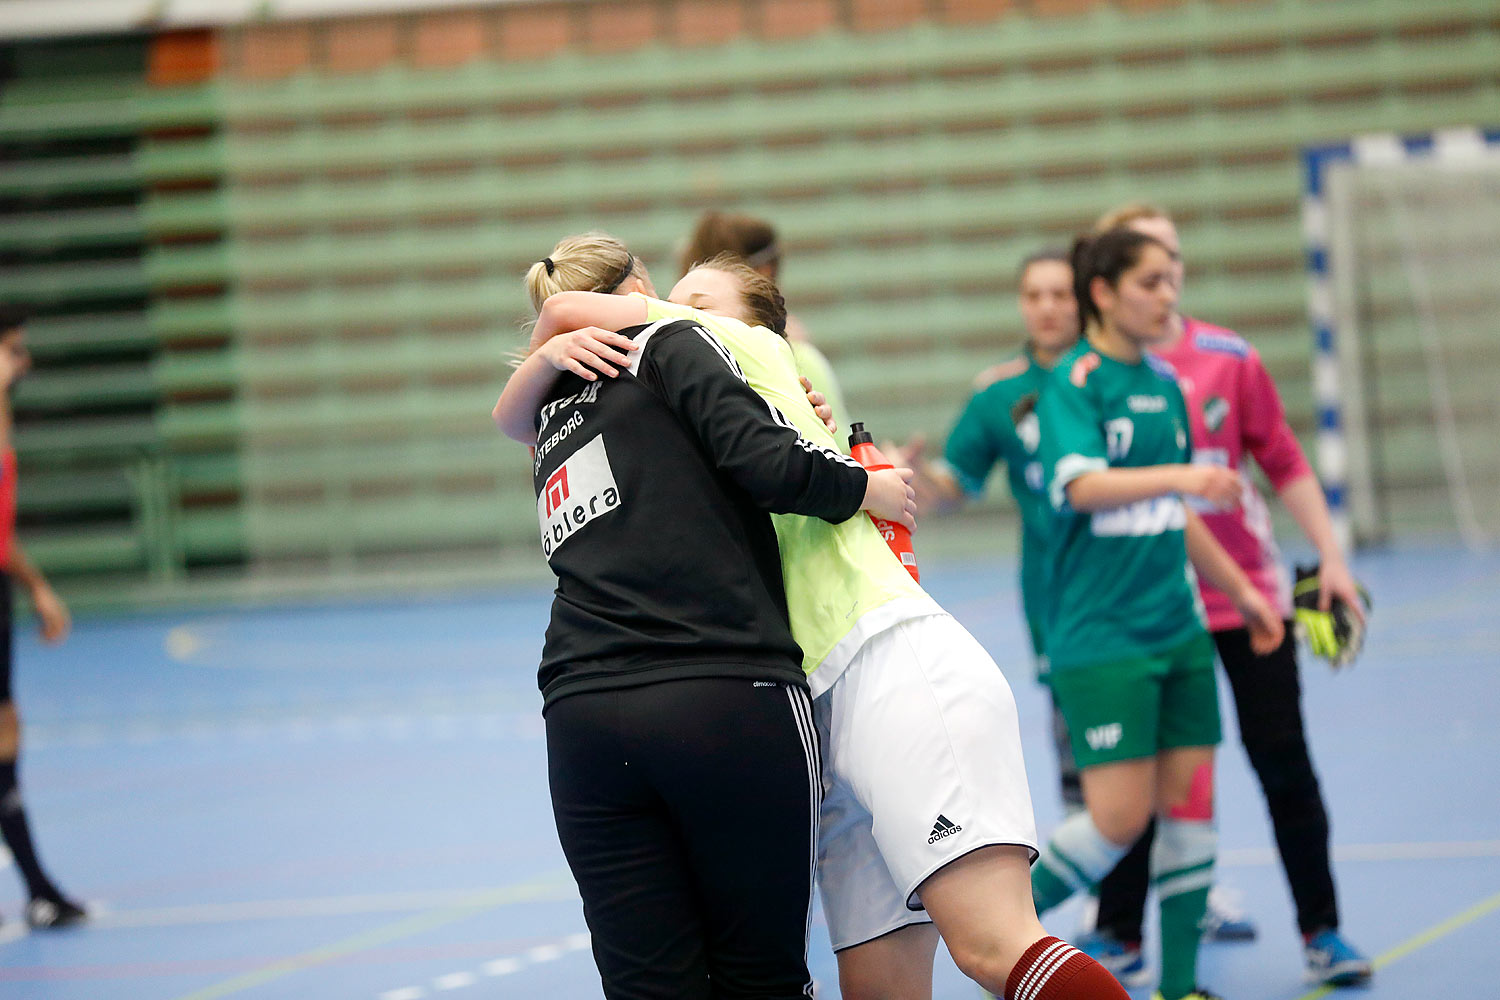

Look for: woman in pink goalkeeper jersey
[1076,204,1373,989]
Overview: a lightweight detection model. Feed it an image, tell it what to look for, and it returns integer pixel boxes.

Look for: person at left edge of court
[512,259,917,999]
[0,306,86,930]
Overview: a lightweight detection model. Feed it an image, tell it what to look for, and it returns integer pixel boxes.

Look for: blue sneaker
[1303,928,1373,986]
[1200,887,1258,942]
[1076,930,1151,987]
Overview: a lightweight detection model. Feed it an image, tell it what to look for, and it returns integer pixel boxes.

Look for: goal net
[1304,127,1500,550]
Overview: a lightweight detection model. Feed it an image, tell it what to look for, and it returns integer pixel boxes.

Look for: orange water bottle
[848,422,919,582]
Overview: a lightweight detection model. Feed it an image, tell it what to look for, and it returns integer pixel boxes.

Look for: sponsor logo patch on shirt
[1127,394,1168,413]
[1090,495,1187,537]
[536,380,600,435]
[1193,330,1249,358]
[538,434,621,559]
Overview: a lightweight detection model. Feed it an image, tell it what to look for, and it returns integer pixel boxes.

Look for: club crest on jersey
[1203,395,1230,432]
[1011,392,1040,450]
[1016,412,1040,455]
[538,434,620,559]
[1069,352,1101,388]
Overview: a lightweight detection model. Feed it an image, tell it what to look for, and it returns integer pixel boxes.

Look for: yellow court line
[166,870,576,1000]
[1293,887,1500,1000]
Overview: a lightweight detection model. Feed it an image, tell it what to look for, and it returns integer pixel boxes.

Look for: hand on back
[538,327,639,381]
[799,376,835,435]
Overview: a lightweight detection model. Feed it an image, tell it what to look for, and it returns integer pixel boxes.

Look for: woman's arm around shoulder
[492,327,639,444]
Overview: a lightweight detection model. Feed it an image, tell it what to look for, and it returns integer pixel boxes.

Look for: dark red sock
[1005,936,1132,1000]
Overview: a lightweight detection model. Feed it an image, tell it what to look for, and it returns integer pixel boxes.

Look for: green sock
[1151,817,1216,1000]
[1157,884,1209,999]
[1031,810,1130,915]
[1031,858,1076,914]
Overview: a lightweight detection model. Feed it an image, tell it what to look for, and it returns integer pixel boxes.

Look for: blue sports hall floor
[1,543,1496,1000]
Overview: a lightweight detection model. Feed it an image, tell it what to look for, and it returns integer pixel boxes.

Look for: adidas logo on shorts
[928,814,963,844]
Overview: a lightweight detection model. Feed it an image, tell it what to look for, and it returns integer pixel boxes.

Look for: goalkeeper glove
[1292,564,1371,669]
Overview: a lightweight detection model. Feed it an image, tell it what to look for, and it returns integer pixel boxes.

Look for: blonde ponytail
[526,232,643,314]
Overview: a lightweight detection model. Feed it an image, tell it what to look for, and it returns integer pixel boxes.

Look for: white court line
[379,931,592,999]
[482,957,520,976]
[1331,839,1500,862]
[365,842,1500,997]
[1218,838,1500,868]
[83,879,579,930]
[27,710,540,751]
[34,840,1496,936]
[432,972,476,990]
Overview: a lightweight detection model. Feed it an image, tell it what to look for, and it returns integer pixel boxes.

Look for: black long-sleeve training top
[531,318,868,708]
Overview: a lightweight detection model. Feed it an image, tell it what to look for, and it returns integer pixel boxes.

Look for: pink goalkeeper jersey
[1153,318,1311,630]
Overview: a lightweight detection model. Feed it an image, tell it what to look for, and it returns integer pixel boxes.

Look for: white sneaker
[1201,886,1257,942]
[26,896,88,929]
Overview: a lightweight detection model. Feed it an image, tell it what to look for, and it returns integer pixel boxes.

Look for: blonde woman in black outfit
[519,276,914,999]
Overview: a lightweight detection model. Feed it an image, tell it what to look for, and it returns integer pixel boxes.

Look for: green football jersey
[639,296,937,692]
[1037,340,1207,670]
[942,349,1052,656]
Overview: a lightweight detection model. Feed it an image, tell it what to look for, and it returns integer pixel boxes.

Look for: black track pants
[546,677,821,1000]
[1093,623,1340,939]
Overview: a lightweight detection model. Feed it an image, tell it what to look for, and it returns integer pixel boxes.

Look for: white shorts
[814,612,1038,952]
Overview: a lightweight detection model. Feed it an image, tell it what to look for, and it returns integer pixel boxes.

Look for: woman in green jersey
[497,235,1132,1000]
[898,250,1084,812]
[1028,227,1284,1000]
[904,249,1077,660]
